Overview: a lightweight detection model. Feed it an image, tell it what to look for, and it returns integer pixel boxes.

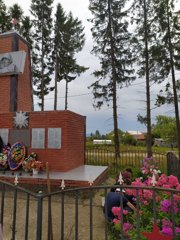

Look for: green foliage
[8,3,23,31]
[30,0,54,110]
[121,132,137,146]
[152,0,180,157]
[88,0,136,159]
[0,0,11,33]
[89,0,135,109]
[53,3,87,110]
[152,115,177,143]
[20,16,33,46]
[137,114,147,126]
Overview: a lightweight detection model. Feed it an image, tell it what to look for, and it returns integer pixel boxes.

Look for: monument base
[0,165,108,189]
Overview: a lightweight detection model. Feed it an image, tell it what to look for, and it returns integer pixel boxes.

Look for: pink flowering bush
[140,156,161,181]
[161,219,180,236]
[111,157,180,239]
[161,199,178,214]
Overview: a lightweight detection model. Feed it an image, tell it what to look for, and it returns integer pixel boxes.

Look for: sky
[4,0,176,135]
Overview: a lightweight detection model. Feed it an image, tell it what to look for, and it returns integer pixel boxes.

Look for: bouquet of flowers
[31,160,44,171]
[0,153,8,169]
[0,144,11,169]
[22,152,41,172]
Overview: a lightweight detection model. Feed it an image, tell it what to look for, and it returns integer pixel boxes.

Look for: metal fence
[85,148,167,173]
[0,180,179,239]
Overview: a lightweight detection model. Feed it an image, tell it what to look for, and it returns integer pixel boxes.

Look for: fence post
[167,151,180,181]
[36,191,43,240]
[11,187,17,240]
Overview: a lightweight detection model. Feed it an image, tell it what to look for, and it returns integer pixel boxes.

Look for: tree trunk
[41,26,45,111]
[166,12,180,159]
[144,0,152,157]
[65,80,68,110]
[54,53,58,110]
[41,65,44,111]
[108,0,120,160]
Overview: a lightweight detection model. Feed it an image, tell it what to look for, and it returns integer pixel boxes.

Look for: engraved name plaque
[48,128,61,149]
[31,128,45,149]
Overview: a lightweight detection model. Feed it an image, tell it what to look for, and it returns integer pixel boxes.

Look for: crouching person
[103,188,138,222]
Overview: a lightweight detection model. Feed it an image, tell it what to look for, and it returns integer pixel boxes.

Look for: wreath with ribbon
[8,142,26,170]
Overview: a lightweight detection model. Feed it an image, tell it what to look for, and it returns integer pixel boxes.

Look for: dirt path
[1,182,115,240]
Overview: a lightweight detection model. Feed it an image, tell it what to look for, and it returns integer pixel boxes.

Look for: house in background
[127,130,146,143]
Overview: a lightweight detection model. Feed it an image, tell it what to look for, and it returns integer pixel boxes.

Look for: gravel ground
[1,177,115,240]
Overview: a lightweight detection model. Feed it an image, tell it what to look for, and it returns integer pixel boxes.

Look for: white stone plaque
[0,128,9,145]
[0,51,26,75]
[48,128,61,149]
[31,128,45,149]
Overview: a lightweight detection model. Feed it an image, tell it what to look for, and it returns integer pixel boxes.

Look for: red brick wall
[0,36,12,112]
[0,32,33,112]
[0,76,10,112]
[0,37,11,52]
[18,40,33,112]
[0,32,86,173]
[0,110,86,172]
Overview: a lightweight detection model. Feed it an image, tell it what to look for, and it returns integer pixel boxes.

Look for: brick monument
[0,30,86,172]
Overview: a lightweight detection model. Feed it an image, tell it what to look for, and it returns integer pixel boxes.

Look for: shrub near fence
[85,148,167,174]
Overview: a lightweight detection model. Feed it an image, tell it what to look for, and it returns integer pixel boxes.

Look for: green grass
[86,141,177,154]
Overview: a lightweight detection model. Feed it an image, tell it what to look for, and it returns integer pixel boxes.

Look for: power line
[33,92,92,101]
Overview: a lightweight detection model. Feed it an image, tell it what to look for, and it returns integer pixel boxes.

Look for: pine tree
[53,3,87,110]
[89,0,135,160]
[130,0,162,157]
[7,4,32,45]
[0,0,11,33]
[152,0,180,159]
[8,3,23,31]
[20,16,33,46]
[30,0,54,110]
[53,3,66,110]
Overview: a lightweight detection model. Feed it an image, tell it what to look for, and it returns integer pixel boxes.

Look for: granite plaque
[48,128,61,149]
[9,129,30,147]
[0,128,9,145]
[31,128,45,149]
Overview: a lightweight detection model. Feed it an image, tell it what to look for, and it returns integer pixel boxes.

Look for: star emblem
[13,111,29,128]
[141,224,173,240]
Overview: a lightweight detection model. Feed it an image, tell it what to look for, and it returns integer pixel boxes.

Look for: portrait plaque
[0,51,26,76]
[0,128,9,145]
[31,128,45,149]
[48,128,61,149]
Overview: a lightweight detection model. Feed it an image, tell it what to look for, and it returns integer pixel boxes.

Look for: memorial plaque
[31,128,45,149]
[9,129,30,147]
[0,51,26,76]
[0,128,9,145]
[48,128,61,149]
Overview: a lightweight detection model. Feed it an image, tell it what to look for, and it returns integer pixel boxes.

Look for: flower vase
[33,168,39,175]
